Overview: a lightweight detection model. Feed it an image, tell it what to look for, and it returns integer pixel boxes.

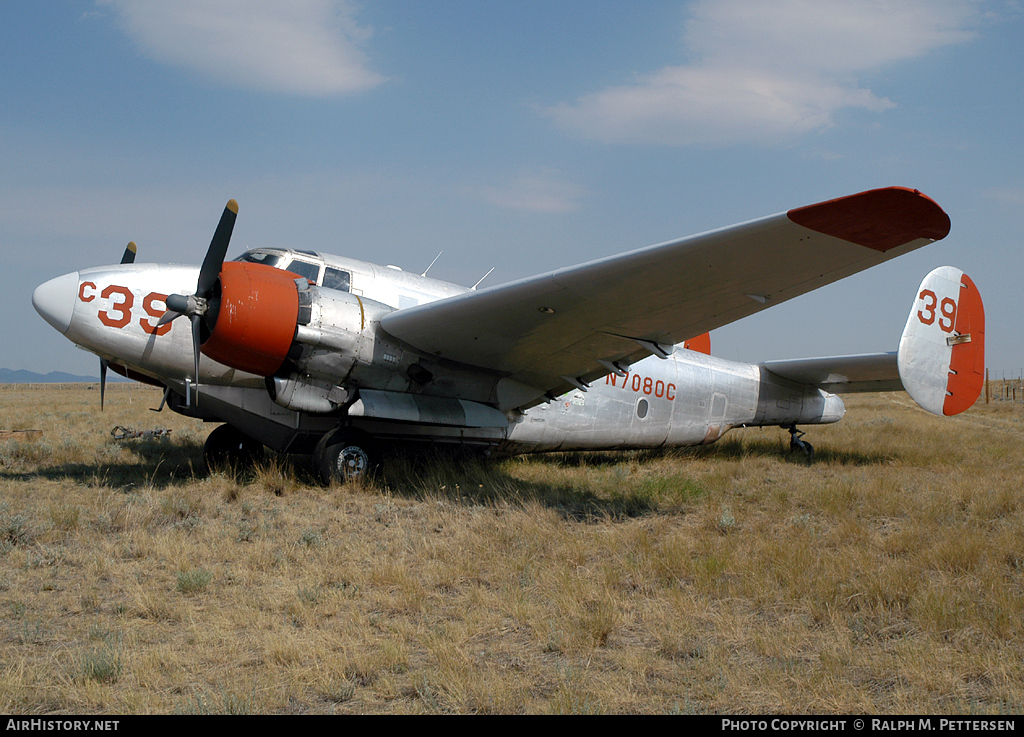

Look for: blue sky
[2,0,1022,377]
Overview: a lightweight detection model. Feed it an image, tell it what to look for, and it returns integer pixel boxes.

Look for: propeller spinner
[156,199,239,403]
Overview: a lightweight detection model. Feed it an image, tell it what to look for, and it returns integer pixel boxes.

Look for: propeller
[156,199,239,403]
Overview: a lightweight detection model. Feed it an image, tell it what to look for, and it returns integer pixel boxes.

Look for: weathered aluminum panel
[351,389,510,428]
[504,349,842,454]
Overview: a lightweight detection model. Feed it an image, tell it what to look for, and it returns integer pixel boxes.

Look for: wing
[380,187,950,402]
[761,352,903,394]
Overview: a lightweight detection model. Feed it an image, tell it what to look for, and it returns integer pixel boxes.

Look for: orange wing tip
[787,187,950,252]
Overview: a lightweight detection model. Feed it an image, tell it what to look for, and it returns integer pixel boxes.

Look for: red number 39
[917,289,956,333]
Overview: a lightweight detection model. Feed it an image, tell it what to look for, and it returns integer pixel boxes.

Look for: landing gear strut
[786,424,814,465]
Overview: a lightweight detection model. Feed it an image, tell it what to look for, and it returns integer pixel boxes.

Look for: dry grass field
[1,382,1022,714]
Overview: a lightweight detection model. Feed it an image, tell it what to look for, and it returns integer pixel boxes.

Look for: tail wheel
[315,429,378,484]
[786,425,814,465]
[203,423,265,470]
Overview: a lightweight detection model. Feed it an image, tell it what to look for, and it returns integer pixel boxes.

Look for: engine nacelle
[202,262,302,376]
[287,285,414,388]
[267,375,350,413]
[199,266,501,410]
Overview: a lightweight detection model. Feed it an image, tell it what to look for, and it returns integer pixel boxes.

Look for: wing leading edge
[380,187,950,405]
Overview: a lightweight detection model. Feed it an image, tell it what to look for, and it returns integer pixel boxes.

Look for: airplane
[31,186,985,482]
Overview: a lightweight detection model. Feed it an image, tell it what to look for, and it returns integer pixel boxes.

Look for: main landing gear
[203,423,265,470]
[786,424,814,465]
[201,424,379,483]
[314,428,379,484]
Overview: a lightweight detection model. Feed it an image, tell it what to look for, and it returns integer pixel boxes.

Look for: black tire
[315,429,377,484]
[203,424,265,471]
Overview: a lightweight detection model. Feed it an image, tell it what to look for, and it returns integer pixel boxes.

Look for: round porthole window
[636,398,649,419]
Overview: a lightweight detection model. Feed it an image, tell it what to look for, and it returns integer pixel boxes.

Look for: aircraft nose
[32,271,79,335]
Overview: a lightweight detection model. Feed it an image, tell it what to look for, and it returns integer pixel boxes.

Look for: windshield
[236,250,340,289]
[236,251,283,268]
[285,259,321,284]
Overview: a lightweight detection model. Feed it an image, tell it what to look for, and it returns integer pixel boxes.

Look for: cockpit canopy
[236,249,350,292]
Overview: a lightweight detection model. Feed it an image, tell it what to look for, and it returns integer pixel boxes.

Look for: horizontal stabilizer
[762,352,903,394]
[898,266,985,416]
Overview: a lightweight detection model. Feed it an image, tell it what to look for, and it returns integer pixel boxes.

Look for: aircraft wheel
[787,425,814,465]
[315,429,377,484]
[203,424,265,470]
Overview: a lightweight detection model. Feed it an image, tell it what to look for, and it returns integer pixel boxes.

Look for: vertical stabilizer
[898,266,985,416]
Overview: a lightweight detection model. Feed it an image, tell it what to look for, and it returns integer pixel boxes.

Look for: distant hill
[0,368,110,384]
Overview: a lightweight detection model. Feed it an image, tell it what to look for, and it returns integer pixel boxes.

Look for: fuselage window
[323,267,351,292]
[286,259,321,285]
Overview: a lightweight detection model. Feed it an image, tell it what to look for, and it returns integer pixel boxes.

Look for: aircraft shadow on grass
[1,434,896,522]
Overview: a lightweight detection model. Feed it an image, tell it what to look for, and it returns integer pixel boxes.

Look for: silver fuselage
[34,249,844,454]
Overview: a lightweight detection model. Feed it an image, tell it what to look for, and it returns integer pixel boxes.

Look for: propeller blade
[155,309,182,327]
[99,358,108,411]
[190,313,202,406]
[197,199,238,297]
[120,241,137,265]
[153,199,238,406]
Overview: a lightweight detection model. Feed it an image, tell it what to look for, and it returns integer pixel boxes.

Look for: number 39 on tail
[32,186,984,481]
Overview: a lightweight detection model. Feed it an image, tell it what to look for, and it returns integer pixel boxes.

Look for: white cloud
[683,0,977,73]
[547,0,981,146]
[99,0,385,96]
[477,171,590,213]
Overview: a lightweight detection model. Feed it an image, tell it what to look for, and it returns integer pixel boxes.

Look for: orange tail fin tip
[684,332,711,355]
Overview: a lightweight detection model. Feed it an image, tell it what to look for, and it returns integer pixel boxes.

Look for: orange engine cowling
[201,261,300,376]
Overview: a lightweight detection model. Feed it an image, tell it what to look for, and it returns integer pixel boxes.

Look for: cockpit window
[236,251,334,288]
[286,259,321,284]
[237,251,282,267]
[323,267,351,292]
